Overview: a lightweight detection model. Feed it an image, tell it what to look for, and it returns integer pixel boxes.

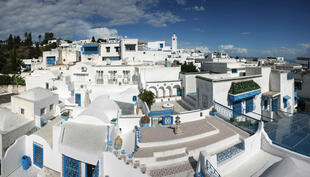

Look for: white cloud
[145,12,183,27]
[240,32,250,35]
[300,43,310,48]
[0,0,182,39]
[192,28,204,32]
[88,28,119,39]
[193,6,205,11]
[219,44,248,55]
[176,0,186,5]
[195,46,210,53]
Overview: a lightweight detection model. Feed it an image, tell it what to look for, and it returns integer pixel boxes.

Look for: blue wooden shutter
[233,101,242,117]
[33,144,43,168]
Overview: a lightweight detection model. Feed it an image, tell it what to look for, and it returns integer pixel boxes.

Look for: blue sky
[1,0,310,59]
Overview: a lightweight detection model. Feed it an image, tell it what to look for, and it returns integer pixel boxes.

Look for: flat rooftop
[196,73,261,82]
[135,117,249,158]
[140,119,217,143]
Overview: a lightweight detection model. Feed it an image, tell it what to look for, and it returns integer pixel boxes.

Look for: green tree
[7,34,14,49]
[38,34,42,43]
[181,62,198,72]
[43,32,54,44]
[138,90,155,109]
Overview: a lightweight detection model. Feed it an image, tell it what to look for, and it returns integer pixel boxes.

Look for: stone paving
[7,165,60,177]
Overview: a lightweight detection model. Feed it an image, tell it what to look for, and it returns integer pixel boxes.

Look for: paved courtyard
[151,100,192,114]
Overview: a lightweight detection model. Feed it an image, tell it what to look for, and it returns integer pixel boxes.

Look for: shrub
[229,80,260,95]
[140,116,150,124]
[212,107,217,112]
[61,112,69,116]
[0,74,25,85]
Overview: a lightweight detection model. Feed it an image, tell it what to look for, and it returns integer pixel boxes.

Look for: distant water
[285,58,297,63]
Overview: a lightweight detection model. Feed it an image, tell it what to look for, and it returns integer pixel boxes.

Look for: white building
[171,33,177,52]
[11,87,59,126]
[196,67,295,120]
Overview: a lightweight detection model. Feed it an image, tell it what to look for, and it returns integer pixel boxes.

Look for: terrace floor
[151,100,192,114]
[8,165,60,177]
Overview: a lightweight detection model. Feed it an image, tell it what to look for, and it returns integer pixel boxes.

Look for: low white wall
[216,123,262,175]
[0,85,26,94]
[2,136,26,177]
[118,116,141,134]
[172,108,210,123]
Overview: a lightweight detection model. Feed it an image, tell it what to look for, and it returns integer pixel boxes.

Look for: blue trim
[102,57,120,61]
[149,109,173,116]
[228,89,261,102]
[233,101,242,117]
[33,144,43,168]
[245,97,254,113]
[283,95,291,100]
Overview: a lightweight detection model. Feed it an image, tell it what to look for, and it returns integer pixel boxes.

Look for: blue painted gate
[64,156,80,177]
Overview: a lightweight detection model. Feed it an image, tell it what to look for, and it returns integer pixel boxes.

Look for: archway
[158,86,166,98]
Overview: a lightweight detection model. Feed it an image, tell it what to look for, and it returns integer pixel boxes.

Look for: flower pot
[61,115,69,120]
[21,155,31,170]
[141,123,149,127]
[211,111,217,116]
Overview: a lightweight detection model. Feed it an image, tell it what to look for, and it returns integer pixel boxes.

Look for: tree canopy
[181,62,198,72]
[138,90,155,109]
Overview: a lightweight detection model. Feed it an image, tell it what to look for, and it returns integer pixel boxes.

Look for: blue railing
[204,159,221,177]
[213,101,260,134]
[217,141,244,164]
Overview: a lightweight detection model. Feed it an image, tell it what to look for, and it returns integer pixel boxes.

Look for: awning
[228,89,261,102]
[283,95,291,100]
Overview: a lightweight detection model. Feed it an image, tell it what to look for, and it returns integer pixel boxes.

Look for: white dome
[0,108,28,131]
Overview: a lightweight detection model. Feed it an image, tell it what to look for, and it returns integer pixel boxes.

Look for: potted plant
[61,111,69,120]
[110,118,117,124]
[140,116,150,127]
[211,107,217,116]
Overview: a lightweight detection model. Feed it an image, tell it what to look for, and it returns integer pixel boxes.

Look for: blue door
[46,82,49,89]
[63,156,80,177]
[233,101,242,117]
[245,97,254,113]
[272,98,278,112]
[75,93,81,106]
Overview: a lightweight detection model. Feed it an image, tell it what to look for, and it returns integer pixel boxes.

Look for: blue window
[272,98,278,112]
[283,98,288,108]
[63,156,80,177]
[82,45,99,54]
[294,91,298,105]
[33,144,43,168]
[46,56,56,65]
[233,101,242,117]
[160,43,163,48]
[132,96,137,102]
[45,82,49,89]
[75,93,81,106]
[245,98,254,113]
[264,100,268,110]
[232,69,237,73]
